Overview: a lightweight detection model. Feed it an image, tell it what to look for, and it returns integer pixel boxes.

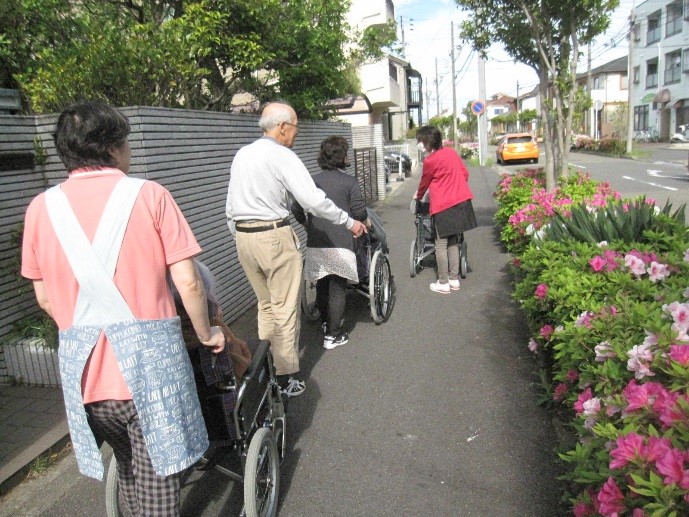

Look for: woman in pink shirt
[414,125,477,294]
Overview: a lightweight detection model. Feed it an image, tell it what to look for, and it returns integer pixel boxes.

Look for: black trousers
[316,274,347,335]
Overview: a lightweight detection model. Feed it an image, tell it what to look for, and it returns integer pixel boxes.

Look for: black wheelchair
[105,340,286,517]
[301,209,395,325]
[409,200,468,279]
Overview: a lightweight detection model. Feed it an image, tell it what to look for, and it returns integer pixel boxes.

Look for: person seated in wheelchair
[292,136,370,350]
[169,260,252,384]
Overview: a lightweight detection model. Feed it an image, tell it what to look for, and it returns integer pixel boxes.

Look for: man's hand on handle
[349,219,367,238]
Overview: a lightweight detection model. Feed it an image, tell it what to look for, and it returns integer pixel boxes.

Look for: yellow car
[496,133,539,164]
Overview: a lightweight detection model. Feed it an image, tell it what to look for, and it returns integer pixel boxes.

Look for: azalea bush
[496,168,689,516]
[494,168,620,255]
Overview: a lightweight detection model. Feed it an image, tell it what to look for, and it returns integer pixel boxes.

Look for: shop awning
[653,89,671,104]
[641,93,656,103]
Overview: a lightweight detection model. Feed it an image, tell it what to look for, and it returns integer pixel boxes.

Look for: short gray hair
[258,103,293,131]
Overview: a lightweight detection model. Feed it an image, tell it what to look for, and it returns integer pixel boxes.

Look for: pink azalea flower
[574,388,593,415]
[674,324,689,343]
[573,502,595,517]
[528,338,538,353]
[553,383,568,401]
[655,448,689,487]
[669,345,689,366]
[595,341,616,362]
[664,301,689,330]
[624,254,646,276]
[623,380,667,412]
[632,509,647,517]
[603,250,620,271]
[627,343,655,379]
[539,324,555,340]
[534,283,548,299]
[589,255,607,272]
[643,332,659,348]
[658,392,689,429]
[597,477,625,516]
[647,261,670,283]
[566,369,579,382]
[645,436,672,462]
[582,397,601,416]
[609,433,645,469]
[575,311,594,328]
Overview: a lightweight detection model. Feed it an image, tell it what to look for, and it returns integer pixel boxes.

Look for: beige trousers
[235,224,302,376]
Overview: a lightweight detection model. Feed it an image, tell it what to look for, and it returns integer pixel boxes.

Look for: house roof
[487,93,515,107]
[577,55,628,81]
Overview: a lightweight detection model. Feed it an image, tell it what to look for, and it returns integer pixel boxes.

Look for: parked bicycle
[634,128,660,143]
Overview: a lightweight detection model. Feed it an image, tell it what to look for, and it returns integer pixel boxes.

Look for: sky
[394,0,636,121]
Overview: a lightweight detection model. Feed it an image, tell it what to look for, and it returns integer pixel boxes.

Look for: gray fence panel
[1,108,352,383]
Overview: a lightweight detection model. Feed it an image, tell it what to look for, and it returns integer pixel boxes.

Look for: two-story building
[576,55,629,139]
[486,93,516,134]
[340,0,423,141]
[629,0,689,139]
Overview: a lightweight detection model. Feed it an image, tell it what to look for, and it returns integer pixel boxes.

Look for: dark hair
[317,136,349,170]
[53,100,130,171]
[416,125,442,151]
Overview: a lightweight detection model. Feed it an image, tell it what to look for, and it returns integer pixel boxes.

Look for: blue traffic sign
[471,100,485,115]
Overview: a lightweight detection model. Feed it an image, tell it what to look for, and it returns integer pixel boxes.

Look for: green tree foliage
[2,0,396,117]
[455,0,618,189]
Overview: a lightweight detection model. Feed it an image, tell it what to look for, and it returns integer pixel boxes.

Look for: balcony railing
[664,67,681,84]
[666,16,683,37]
[646,73,658,88]
[647,26,661,44]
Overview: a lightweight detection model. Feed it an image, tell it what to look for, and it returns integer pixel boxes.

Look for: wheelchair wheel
[300,276,320,322]
[409,239,420,278]
[369,249,395,324]
[105,455,121,517]
[459,239,468,279]
[244,427,280,517]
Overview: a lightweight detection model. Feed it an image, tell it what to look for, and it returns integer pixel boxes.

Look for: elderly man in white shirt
[226,102,366,397]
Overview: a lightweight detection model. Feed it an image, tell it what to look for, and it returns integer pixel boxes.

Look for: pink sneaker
[430,281,451,294]
[448,279,460,291]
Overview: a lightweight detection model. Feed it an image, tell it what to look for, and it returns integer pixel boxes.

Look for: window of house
[665,50,682,84]
[389,61,398,83]
[683,48,689,72]
[634,105,649,131]
[666,0,683,37]
[620,73,628,90]
[593,76,603,90]
[646,59,658,88]
[647,11,662,44]
[633,66,640,84]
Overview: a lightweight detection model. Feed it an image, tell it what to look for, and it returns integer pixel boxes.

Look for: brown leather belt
[235,219,289,233]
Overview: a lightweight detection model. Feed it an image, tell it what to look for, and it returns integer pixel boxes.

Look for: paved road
[0,165,566,516]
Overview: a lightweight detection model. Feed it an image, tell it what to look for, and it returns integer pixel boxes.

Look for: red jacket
[416,147,473,215]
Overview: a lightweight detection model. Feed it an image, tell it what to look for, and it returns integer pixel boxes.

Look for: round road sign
[471,100,485,115]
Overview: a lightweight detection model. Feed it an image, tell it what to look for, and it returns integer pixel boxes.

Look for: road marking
[648,170,689,180]
[622,175,677,191]
[568,163,587,169]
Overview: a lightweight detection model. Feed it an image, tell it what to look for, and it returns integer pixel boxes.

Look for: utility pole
[587,42,593,137]
[399,16,406,57]
[451,22,458,149]
[516,81,520,131]
[478,55,487,166]
[626,4,636,154]
[435,58,440,117]
[425,86,431,123]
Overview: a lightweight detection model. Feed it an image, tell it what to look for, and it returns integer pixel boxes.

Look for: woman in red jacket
[414,125,477,294]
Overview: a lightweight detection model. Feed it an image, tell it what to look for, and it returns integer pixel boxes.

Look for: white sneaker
[324,332,349,350]
[280,377,306,397]
[448,279,461,291]
[430,281,451,294]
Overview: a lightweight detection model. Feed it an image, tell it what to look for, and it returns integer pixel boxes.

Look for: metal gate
[353,147,378,203]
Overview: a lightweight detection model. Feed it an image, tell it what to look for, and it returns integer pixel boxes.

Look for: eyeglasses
[282,121,298,131]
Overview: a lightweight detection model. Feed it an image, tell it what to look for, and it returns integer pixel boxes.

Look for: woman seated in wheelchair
[169,260,252,383]
[292,136,370,350]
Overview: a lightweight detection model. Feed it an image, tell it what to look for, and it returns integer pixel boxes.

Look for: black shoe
[323,331,348,350]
